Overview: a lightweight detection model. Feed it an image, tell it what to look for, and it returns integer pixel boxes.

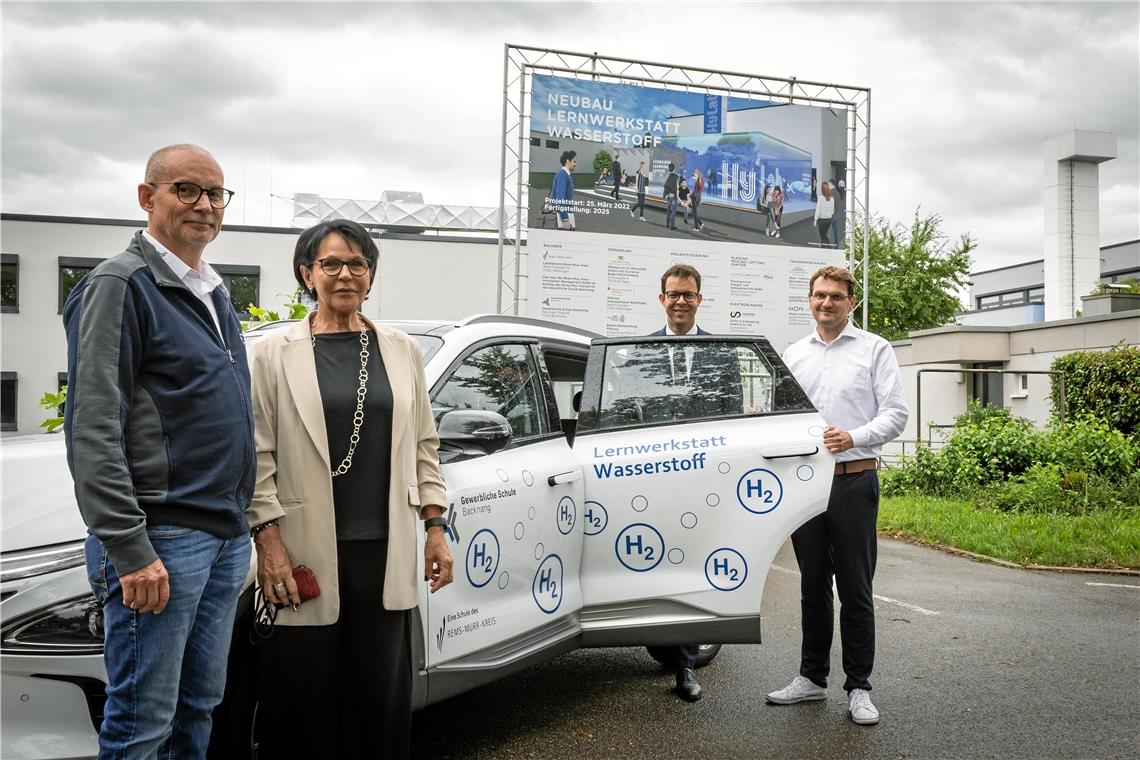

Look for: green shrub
[953,398,1012,428]
[1043,416,1140,480]
[977,463,1140,516]
[939,414,1042,486]
[1050,345,1140,438]
[881,445,943,496]
[888,398,1139,502]
[1088,277,1140,296]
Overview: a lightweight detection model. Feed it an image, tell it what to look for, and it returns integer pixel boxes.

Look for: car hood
[1,435,86,553]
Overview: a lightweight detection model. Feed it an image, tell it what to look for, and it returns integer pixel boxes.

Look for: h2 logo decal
[705,547,748,591]
[584,500,608,536]
[465,528,500,588]
[615,523,664,572]
[532,555,564,614]
[737,468,784,514]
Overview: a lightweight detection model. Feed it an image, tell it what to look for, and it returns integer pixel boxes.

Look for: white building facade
[0,214,498,435]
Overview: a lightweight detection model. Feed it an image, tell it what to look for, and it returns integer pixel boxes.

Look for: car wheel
[645,643,722,669]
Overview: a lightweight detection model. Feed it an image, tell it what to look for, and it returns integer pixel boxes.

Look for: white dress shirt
[663,323,698,381]
[143,231,224,338]
[782,320,908,463]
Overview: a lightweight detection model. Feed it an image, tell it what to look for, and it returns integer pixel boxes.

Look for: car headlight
[1,595,104,655]
[0,540,86,583]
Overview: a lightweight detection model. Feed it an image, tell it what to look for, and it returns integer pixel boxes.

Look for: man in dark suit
[611,152,622,200]
[644,263,742,702]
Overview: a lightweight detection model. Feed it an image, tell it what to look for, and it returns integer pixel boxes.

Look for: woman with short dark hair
[246,219,453,759]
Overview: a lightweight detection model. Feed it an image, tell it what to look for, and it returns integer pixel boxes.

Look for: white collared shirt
[143,231,224,338]
[782,320,908,463]
[663,323,698,381]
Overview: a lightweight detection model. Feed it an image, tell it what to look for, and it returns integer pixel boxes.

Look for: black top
[313,330,392,541]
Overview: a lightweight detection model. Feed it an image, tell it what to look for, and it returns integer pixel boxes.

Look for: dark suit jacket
[645,326,743,419]
[612,160,622,187]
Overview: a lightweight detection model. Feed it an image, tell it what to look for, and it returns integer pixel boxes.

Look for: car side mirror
[572,391,582,413]
[436,409,513,463]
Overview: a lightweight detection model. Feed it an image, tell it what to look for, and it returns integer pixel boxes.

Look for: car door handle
[760,445,820,459]
[548,470,583,486]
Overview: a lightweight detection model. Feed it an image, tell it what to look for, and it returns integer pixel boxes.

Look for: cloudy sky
[2,1,1137,271]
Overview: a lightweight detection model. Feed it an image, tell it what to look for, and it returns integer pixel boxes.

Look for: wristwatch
[423,516,447,532]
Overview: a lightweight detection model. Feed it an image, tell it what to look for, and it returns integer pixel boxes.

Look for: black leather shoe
[675,667,702,701]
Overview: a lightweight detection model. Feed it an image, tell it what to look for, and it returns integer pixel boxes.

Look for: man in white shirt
[766,265,908,726]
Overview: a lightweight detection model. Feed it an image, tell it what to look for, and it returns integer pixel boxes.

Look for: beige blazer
[246,317,447,624]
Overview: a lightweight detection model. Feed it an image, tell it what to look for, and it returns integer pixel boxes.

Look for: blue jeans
[666,194,677,228]
[86,527,250,760]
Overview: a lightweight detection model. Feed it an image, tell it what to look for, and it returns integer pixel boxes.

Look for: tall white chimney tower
[1042,130,1116,321]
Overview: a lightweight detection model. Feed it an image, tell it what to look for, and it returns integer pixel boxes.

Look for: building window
[970,363,1003,408]
[1027,287,1044,304]
[530,137,541,147]
[58,257,104,313]
[214,265,261,320]
[1018,373,1029,393]
[977,294,1000,310]
[1,372,16,431]
[57,371,69,417]
[1,254,18,313]
[1000,292,1026,307]
[545,139,559,149]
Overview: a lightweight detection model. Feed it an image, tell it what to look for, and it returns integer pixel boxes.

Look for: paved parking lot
[412,538,1140,759]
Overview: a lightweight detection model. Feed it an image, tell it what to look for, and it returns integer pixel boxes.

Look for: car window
[581,339,811,433]
[432,343,550,441]
[540,349,588,421]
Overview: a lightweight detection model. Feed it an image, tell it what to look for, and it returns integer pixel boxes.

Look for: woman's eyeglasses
[314,257,371,276]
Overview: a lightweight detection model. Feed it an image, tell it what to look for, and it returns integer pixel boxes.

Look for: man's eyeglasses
[314,257,372,277]
[149,182,235,209]
[663,291,700,303]
[810,292,852,303]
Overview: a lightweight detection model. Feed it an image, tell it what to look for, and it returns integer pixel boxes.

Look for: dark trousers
[635,192,646,217]
[612,181,621,199]
[791,470,879,692]
[816,218,833,246]
[646,644,698,670]
[255,539,412,760]
[691,197,701,228]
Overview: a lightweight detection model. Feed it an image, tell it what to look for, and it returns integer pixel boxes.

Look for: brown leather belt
[834,458,877,476]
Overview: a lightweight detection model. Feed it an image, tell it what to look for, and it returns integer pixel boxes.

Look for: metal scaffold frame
[497,44,873,326]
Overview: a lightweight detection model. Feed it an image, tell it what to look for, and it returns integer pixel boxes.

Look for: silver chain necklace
[312,315,369,478]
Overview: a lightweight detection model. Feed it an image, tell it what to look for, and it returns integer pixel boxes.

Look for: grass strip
[878,495,1140,570]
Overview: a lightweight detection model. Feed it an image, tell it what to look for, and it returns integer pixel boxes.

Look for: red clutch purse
[291,564,321,604]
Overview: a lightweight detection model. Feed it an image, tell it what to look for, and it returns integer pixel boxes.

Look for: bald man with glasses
[64,144,254,758]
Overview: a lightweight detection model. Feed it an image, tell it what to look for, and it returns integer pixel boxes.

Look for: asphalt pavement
[411,538,1140,760]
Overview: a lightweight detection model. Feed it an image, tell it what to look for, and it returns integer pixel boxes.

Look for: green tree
[592,149,613,176]
[851,210,974,341]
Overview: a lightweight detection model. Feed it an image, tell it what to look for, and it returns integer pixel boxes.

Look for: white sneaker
[848,689,880,725]
[765,675,827,704]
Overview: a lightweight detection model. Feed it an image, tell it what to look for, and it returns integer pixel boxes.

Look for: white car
[1,314,834,759]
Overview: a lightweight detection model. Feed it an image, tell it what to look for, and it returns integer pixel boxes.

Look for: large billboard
[526,72,849,349]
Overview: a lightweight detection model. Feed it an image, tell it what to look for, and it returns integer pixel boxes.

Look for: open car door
[572,335,834,647]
